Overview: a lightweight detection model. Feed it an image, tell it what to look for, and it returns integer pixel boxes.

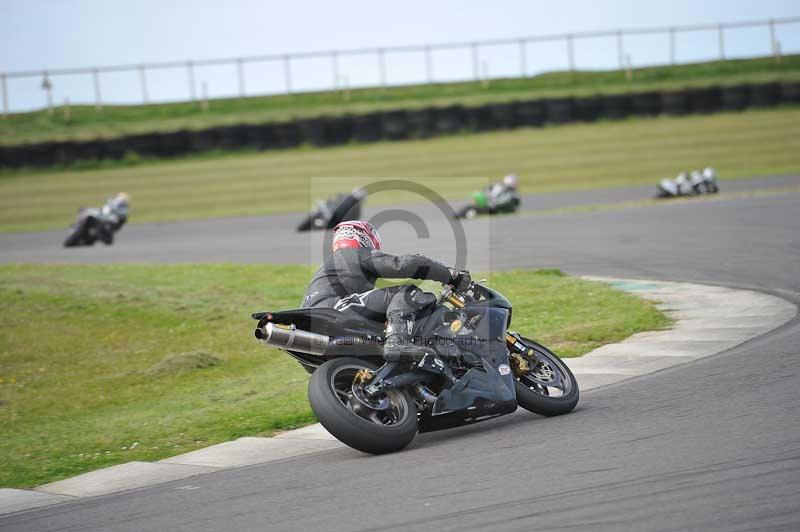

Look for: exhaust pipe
[255,323,330,356]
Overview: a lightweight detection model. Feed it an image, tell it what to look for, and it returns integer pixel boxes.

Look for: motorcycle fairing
[472,190,489,208]
[416,306,517,432]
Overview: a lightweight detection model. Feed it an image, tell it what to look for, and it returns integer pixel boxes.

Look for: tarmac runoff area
[0,277,795,516]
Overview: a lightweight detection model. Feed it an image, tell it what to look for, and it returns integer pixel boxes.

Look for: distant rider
[485,174,519,209]
[701,167,719,193]
[658,169,719,197]
[98,192,130,243]
[301,221,471,361]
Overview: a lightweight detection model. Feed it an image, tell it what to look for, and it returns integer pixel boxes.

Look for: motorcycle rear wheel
[513,338,579,416]
[308,358,418,454]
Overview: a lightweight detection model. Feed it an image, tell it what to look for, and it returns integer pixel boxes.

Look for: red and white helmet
[332,221,382,252]
[503,174,519,189]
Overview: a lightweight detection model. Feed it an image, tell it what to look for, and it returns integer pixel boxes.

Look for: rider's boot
[383,312,434,362]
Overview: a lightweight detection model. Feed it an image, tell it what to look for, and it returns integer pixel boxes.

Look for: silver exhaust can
[255,322,330,356]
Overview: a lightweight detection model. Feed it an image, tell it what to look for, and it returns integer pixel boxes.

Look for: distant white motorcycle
[657,168,719,198]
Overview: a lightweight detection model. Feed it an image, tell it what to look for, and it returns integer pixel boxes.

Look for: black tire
[100,228,114,245]
[455,206,478,220]
[297,212,321,232]
[308,358,418,454]
[63,218,91,247]
[63,228,83,247]
[513,338,579,416]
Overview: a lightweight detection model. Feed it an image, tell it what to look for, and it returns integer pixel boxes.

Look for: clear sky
[1,0,799,111]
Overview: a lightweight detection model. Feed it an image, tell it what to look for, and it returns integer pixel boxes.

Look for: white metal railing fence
[2,15,799,115]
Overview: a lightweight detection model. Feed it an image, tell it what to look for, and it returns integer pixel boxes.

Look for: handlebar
[440,280,481,308]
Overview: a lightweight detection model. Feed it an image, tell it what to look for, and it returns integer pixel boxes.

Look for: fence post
[471,42,479,81]
[41,71,53,115]
[518,38,527,77]
[717,24,725,60]
[237,58,245,97]
[669,27,676,65]
[425,45,433,83]
[377,48,386,87]
[283,55,292,94]
[769,18,777,58]
[0,74,8,118]
[566,33,575,72]
[187,61,196,101]
[331,50,339,89]
[2,73,8,118]
[92,68,102,111]
[616,30,624,69]
[139,65,148,104]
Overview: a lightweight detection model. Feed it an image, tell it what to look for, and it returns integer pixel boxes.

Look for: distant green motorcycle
[455,189,521,220]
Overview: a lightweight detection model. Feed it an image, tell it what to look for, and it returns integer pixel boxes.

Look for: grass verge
[2,54,799,146]
[1,106,799,233]
[0,264,669,488]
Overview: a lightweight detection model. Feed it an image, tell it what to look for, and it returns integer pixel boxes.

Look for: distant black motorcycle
[63,193,129,247]
[297,189,366,232]
[253,279,579,454]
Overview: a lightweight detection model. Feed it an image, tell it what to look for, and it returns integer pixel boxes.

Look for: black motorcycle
[297,189,365,232]
[252,280,579,454]
[63,207,113,247]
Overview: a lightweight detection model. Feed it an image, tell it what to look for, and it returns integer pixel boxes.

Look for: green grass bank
[2,54,799,146]
[1,106,799,233]
[0,264,669,487]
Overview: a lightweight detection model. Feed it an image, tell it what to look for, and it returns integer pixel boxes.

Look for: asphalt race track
[2,175,800,531]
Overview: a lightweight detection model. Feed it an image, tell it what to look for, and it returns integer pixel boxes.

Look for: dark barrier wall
[750,82,781,108]
[661,90,689,115]
[686,87,722,114]
[721,84,751,111]
[574,96,603,122]
[380,110,410,140]
[353,113,383,143]
[543,98,574,124]
[513,100,546,127]
[600,94,631,120]
[2,81,798,169]
[631,92,662,116]
[782,81,800,103]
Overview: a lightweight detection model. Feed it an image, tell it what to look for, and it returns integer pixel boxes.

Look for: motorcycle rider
[485,173,519,209]
[98,192,131,244]
[702,167,719,193]
[319,187,366,228]
[301,220,471,361]
[106,192,130,229]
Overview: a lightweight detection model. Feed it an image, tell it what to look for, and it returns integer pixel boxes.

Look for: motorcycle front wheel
[63,218,93,247]
[513,338,579,416]
[455,206,478,219]
[308,358,418,454]
[296,212,322,232]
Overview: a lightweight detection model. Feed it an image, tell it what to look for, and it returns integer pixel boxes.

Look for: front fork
[506,331,535,376]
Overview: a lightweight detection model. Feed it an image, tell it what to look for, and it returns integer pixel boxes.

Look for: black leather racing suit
[301,247,457,324]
